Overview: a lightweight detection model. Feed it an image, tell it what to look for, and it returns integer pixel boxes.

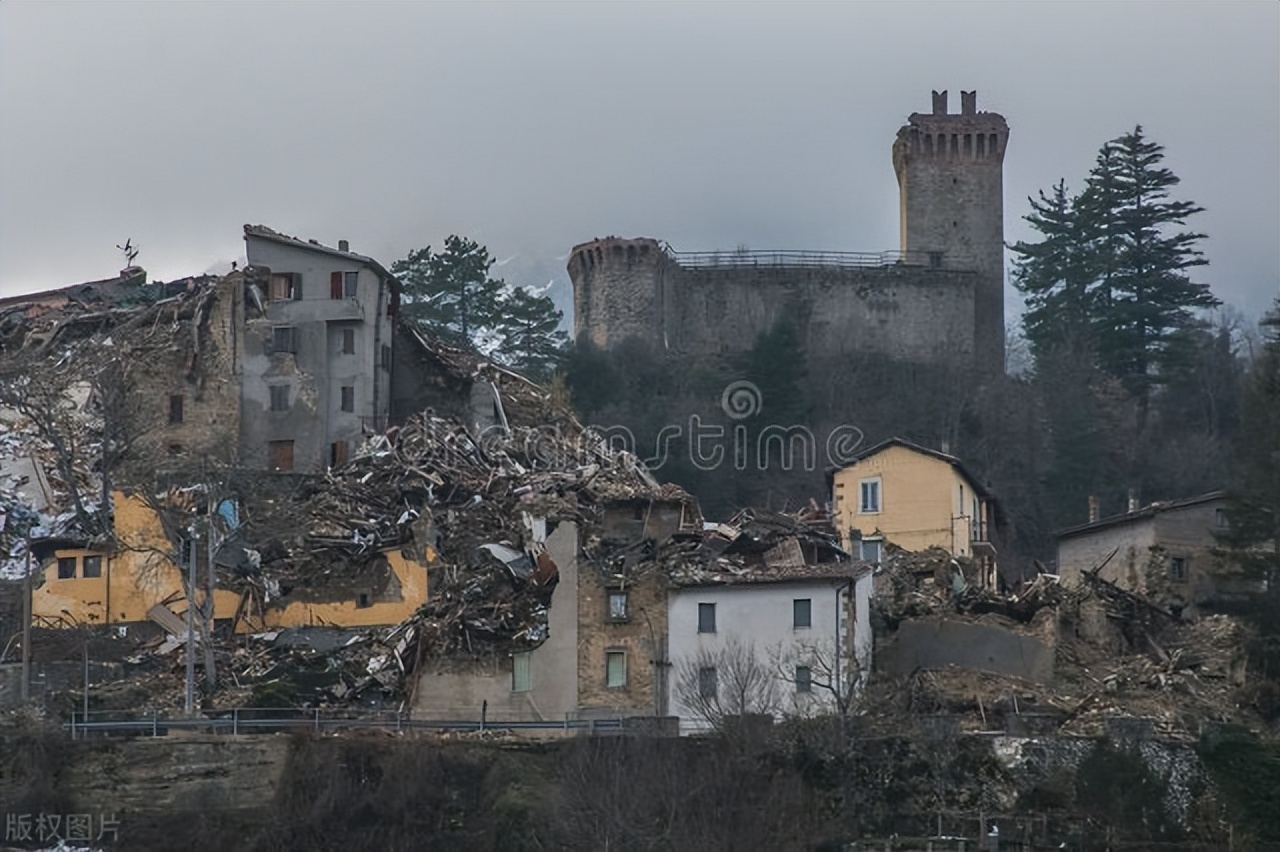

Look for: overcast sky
[2,2,1277,325]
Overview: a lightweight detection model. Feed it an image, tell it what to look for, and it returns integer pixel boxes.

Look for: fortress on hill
[568,90,1009,378]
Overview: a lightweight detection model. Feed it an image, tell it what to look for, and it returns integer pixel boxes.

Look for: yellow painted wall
[831,445,982,558]
[31,491,428,631]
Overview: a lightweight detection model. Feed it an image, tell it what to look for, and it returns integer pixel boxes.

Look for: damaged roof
[243,224,400,293]
[1056,490,1226,540]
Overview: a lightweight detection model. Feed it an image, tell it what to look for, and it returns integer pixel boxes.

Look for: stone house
[1056,491,1255,616]
[829,437,999,589]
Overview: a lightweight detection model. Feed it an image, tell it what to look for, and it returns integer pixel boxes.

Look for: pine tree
[391,236,566,377]
[1010,180,1096,358]
[1080,126,1218,416]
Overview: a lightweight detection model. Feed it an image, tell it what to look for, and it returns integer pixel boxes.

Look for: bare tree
[673,638,780,731]
[773,638,865,722]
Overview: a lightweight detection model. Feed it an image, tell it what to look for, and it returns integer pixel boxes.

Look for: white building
[666,571,872,734]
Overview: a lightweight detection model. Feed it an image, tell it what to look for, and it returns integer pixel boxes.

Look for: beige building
[829,438,997,589]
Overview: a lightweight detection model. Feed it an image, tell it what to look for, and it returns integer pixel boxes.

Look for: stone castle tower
[570,91,1009,377]
[893,90,1008,376]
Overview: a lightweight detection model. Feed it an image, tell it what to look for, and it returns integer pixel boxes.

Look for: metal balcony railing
[662,244,976,271]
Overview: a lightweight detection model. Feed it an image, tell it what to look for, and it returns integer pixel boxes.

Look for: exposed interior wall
[878,616,1055,684]
[412,521,580,722]
[30,492,428,631]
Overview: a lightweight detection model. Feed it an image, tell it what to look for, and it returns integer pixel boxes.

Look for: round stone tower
[893,90,1009,377]
[568,237,672,349]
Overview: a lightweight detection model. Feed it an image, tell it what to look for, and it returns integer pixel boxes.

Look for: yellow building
[829,438,998,589]
[30,491,428,632]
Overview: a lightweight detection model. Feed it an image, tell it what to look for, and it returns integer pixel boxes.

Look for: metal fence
[662,245,976,271]
[64,707,626,738]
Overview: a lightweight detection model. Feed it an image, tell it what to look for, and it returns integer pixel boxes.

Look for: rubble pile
[867,554,1261,740]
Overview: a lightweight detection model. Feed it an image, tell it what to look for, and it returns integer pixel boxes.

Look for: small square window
[356,592,371,608]
[793,598,811,629]
[57,557,77,579]
[82,555,102,578]
[340,386,355,413]
[698,602,716,634]
[860,479,880,513]
[270,385,290,412]
[1169,556,1187,582]
[271,326,297,354]
[606,650,626,688]
[608,591,629,622]
[860,539,882,565]
[512,651,531,692]
[698,666,717,700]
[795,665,812,694]
[168,394,183,424]
[341,328,355,355]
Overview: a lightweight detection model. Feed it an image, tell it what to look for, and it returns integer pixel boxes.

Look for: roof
[1056,491,1225,540]
[243,225,400,294]
[829,436,993,500]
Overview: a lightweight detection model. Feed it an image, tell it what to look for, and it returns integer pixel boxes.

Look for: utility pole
[21,532,32,702]
[184,534,196,715]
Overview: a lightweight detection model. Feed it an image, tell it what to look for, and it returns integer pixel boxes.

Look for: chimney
[1127,489,1139,513]
[338,239,350,253]
[1087,495,1099,524]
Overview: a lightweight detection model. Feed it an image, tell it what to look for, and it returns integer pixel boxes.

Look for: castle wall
[570,238,673,348]
[665,264,976,363]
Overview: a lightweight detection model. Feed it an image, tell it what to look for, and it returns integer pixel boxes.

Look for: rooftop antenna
[116,238,139,266]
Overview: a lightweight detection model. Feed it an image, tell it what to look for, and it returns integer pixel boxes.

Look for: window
[269,439,294,472]
[330,271,358,299]
[608,591,629,622]
[268,272,300,301]
[606,650,626,688]
[860,539,882,565]
[512,651,531,692]
[271,326,297,354]
[381,344,392,370]
[57,557,77,579]
[356,592,371,608]
[795,665,812,694]
[1169,556,1187,582]
[793,598,812,629]
[698,666,718,700]
[330,441,349,467]
[341,328,355,355]
[269,385,290,412]
[82,555,102,578]
[340,386,355,413]
[859,479,880,513]
[1215,509,1230,530]
[168,394,184,424]
[698,602,716,634]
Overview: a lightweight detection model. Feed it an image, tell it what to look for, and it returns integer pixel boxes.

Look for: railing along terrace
[661,245,975,271]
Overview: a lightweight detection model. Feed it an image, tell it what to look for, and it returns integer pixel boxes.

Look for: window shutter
[330,271,343,299]
[292,273,303,300]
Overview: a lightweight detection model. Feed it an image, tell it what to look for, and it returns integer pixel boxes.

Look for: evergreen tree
[1081,126,1218,417]
[1011,127,1219,416]
[1009,179,1095,358]
[391,236,566,378]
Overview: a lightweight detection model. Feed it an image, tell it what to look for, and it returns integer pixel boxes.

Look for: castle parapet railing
[661,244,975,271]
